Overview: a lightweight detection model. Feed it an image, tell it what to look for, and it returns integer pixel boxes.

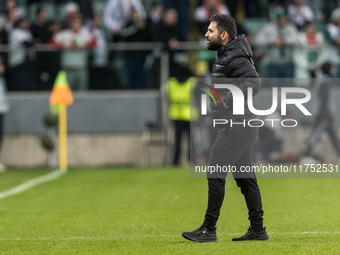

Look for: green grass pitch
[0,168,339,254]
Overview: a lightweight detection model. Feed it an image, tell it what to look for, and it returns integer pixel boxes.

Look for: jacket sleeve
[255,24,276,45]
[103,0,123,32]
[223,54,261,107]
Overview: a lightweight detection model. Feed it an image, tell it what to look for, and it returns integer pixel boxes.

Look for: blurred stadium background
[1,0,340,167]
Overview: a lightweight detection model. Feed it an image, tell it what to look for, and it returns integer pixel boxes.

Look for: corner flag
[49,71,73,171]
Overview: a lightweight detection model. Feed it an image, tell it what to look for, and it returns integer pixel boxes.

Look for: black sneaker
[182,225,217,243]
[232,227,270,241]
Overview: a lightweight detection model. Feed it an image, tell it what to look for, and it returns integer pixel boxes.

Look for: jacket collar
[217,34,246,57]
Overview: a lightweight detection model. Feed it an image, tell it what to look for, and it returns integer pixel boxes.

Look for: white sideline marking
[0,232,339,241]
[0,170,65,200]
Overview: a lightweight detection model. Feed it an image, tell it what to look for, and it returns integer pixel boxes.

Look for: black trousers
[305,118,340,157]
[203,124,264,230]
[173,120,197,165]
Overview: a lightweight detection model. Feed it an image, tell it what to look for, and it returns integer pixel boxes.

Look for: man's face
[205,21,223,50]
[163,9,178,26]
[71,18,82,32]
[277,16,287,27]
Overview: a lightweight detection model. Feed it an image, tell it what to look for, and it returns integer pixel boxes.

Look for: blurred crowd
[0,0,340,91]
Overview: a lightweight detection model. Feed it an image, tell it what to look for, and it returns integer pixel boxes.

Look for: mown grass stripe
[0,170,65,200]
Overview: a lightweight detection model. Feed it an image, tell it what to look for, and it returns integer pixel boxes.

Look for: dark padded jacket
[210,34,261,119]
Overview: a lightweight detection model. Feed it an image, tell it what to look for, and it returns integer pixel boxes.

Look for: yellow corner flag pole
[49,71,74,171]
[59,104,67,171]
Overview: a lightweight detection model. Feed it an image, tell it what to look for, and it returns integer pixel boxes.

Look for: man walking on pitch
[182,14,270,242]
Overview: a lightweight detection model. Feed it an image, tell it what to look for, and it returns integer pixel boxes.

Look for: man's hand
[336,37,340,45]
[169,38,179,49]
[272,38,284,47]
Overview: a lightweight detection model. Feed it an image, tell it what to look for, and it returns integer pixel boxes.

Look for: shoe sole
[232,237,271,241]
[182,233,217,243]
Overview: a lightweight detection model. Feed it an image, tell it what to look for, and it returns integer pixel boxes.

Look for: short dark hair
[209,14,237,41]
[36,7,44,16]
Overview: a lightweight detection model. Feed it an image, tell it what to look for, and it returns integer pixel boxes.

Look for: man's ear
[220,31,229,42]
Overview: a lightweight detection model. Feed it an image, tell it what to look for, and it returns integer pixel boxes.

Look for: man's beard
[207,37,223,51]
